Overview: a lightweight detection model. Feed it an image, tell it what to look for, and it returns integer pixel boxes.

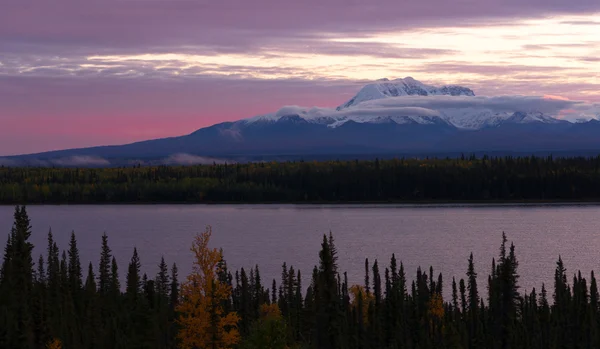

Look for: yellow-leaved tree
[428,292,445,339]
[428,293,444,320]
[176,226,241,349]
[244,303,288,349]
[46,338,62,349]
[349,285,374,324]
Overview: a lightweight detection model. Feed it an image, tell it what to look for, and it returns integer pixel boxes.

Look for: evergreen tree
[169,263,179,310]
[98,233,111,295]
[126,248,141,301]
[110,256,120,297]
[364,258,370,295]
[6,206,600,348]
[466,252,479,348]
[156,256,170,301]
[4,206,35,348]
[67,231,83,297]
[314,234,342,349]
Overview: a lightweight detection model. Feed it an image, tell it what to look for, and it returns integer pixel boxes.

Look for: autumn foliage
[428,293,445,320]
[176,226,240,349]
[46,338,63,349]
[6,206,600,348]
[260,303,283,321]
[349,284,374,323]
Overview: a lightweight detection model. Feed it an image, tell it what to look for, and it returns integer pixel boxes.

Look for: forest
[2,205,600,348]
[3,155,600,204]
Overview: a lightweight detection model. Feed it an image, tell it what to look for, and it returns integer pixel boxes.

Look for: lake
[1,204,598,297]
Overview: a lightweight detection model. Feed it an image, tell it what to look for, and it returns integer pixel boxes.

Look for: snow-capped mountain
[5,77,600,165]
[242,104,450,129]
[438,110,569,129]
[241,78,575,130]
[336,77,475,110]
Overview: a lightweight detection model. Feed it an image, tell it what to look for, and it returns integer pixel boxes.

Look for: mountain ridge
[3,77,600,165]
[336,76,475,110]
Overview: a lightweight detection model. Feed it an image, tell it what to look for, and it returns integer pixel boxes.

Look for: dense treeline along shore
[3,206,600,348]
[3,155,600,204]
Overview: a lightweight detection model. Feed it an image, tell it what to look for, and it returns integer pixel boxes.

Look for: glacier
[240,77,581,130]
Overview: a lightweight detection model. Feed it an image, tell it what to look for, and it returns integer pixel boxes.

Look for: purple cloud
[579,57,600,62]
[3,0,600,55]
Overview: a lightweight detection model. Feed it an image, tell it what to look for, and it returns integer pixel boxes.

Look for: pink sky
[1,0,600,155]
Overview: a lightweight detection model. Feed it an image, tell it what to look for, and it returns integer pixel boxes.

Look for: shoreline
[2,199,600,207]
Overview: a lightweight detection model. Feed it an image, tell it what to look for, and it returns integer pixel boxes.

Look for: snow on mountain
[437,109,512,129]
[240,104,565,131]
[237,78,590,130]
[336,77,475,110]
[243,113,279,124]
[240,105,448,129]
[505,111,566,124]
[437,109,567,129]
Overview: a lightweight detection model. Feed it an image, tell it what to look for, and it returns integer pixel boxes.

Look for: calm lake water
[1,204,599,296]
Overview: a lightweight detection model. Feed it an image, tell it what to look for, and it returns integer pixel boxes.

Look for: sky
[1,0,600,156]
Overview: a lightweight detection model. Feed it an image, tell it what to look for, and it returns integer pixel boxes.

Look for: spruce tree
[364,258,370,295]
[125,248,152,349]
[271,279,277,304]
[315,234,342,349]
[466,252,479,348]
[452,277,459,319]
[155,256,169,301]
[110,256,120,298]
[459,279,467,314]
[6,205,35,348]
[98,233,111,295]
[169,263,179,310]
[68,231,83,296]
[84,262,99,348]
[126,248,141,301]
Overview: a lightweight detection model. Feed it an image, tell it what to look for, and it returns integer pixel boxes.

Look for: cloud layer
[0,154,233,167]
[264,94,600,128]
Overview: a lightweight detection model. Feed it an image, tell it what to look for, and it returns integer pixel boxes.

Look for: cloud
[567,102,600,119]
[274,105,439,120]
[579,57,600,62]
[0,158,17,166]
[270,94,599,125]
[51,156,110,166]
[560,20,600,25]
[0,154,238,167]
[3,0,600,55]
[160,154,233,165]
[418,62,580,76]
[355,95,578,114]
[0,156,110,167]
[338,106,441,118]
[2,2,600,83]
[269,104,442,125]
[271,41,459,59]
[521,44,550,50]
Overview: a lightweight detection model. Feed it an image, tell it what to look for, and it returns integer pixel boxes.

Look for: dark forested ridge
[3,205,600,348]
[3,155,600,204]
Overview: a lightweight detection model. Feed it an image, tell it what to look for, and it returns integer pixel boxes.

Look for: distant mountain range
[3,77,600,166]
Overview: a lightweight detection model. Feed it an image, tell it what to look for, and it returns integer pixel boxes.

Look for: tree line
[3,205,600,348]
[3,155,600,203]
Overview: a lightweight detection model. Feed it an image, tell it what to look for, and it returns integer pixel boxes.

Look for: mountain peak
[337,77,475,110]
[505,111,566,125]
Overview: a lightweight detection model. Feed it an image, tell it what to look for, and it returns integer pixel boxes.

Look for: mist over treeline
[3,155,600,204]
